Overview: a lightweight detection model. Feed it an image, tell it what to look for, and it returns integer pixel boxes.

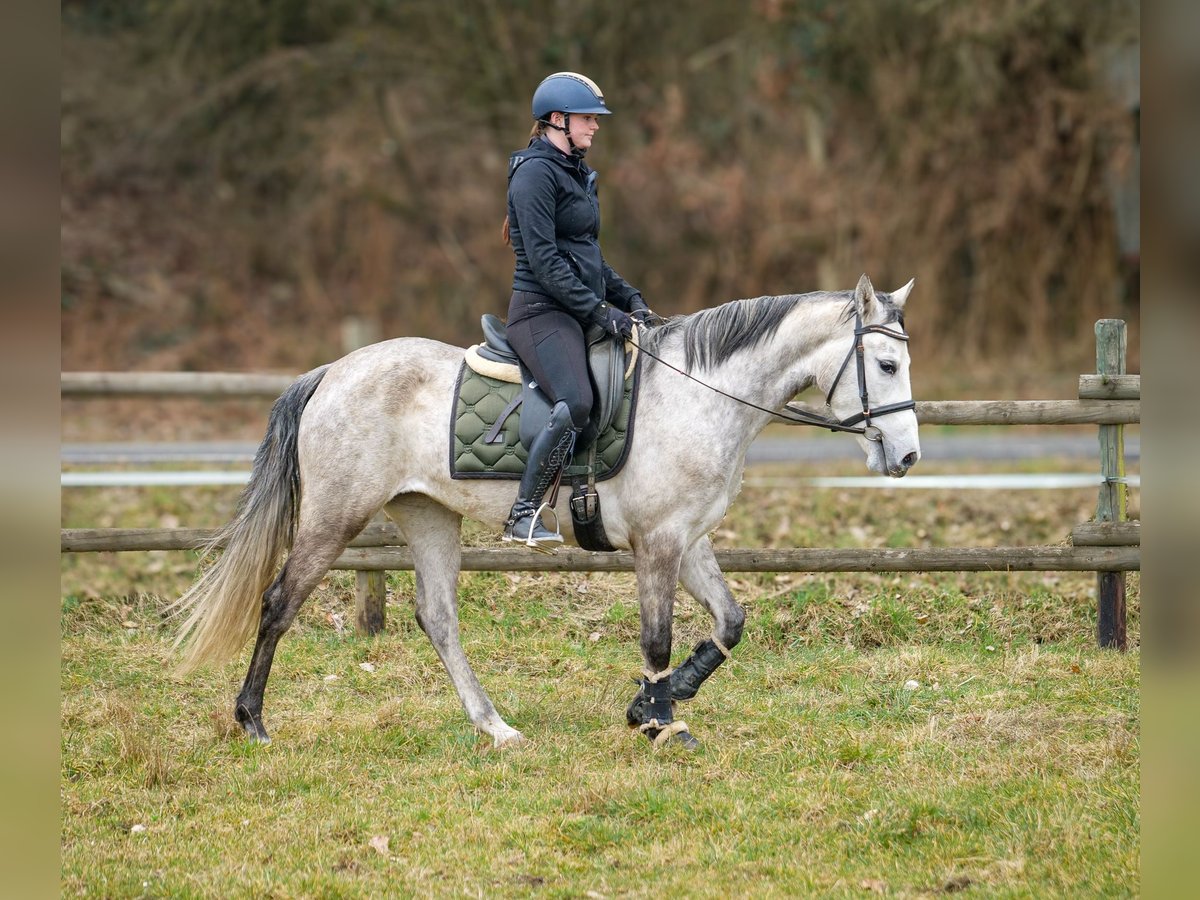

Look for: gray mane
[642,290,903,372]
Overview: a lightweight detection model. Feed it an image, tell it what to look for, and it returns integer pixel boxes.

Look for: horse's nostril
[901,452,918,468]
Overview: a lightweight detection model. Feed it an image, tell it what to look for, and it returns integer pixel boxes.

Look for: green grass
[61,463,1140,896]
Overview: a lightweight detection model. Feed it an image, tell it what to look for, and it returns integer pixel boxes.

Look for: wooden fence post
[1095,319,1128,650]
[355,570,387,636]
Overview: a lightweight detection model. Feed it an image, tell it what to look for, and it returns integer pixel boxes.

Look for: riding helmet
[531,72,612,120]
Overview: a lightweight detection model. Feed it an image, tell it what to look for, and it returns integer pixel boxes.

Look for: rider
[501,72,656,550]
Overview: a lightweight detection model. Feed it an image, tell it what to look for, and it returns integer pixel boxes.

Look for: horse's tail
[170,364,331,673]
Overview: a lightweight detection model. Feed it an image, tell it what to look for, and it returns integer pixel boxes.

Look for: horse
[171,274,920,749]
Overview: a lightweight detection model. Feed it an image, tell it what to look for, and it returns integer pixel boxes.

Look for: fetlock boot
[637,676,674,741]
[626,638,729,724]
[503,400,579,552]
[629,674,698,749]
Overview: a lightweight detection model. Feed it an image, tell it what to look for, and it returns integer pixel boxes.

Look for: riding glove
[628,294,661,326]
[593,302,634,339]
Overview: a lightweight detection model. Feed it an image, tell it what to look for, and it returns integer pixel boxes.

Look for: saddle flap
[584,325,629,440]
[517,360,552,449]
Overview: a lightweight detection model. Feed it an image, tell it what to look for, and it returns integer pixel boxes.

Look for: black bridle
[631,311,916,441]
[813,311,916,440]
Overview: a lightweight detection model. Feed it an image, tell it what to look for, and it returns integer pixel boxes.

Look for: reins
[629,311,915,437]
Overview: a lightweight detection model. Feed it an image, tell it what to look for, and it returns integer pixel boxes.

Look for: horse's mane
[641,290,904,372]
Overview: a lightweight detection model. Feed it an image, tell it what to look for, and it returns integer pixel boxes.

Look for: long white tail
[169,365,330,673]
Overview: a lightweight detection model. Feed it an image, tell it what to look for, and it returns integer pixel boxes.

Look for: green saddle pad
[449,359,639,481]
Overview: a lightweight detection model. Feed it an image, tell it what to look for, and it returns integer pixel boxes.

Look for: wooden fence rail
[60,523,405,553]
[60,319,1140,649]
[62,521,1142,555]
[61,371,296,397]
[64,371,1139,425]
[59,529,1139,574]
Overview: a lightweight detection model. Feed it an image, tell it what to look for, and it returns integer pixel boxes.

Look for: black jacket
[507,137,646,324]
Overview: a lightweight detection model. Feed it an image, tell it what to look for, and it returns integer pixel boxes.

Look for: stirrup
[502,502,562,554]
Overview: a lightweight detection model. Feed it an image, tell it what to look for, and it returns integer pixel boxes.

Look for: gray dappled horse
[172,274,920,749]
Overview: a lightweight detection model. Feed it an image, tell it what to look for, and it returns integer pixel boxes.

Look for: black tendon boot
[639,676,673,740]
[631,675,698,749]
[503,400,579,552]
[667,639,729,700]
[626,639,728,722]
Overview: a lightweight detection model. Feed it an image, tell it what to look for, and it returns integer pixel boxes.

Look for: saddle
[465,314,636,449]
[452,314,642,551]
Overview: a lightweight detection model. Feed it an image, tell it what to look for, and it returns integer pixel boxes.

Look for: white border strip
[747,473,1140,490]
[62,471,251,487]
[61,471,1139,490]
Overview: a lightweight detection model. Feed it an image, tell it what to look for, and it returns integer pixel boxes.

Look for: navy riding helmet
[531,72,613,121]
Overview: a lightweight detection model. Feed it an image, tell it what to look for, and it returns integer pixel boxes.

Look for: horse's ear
[853,273,877,318]
[890,277,915,309]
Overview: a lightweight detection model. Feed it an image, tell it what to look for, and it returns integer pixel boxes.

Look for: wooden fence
[62,320,1139,649]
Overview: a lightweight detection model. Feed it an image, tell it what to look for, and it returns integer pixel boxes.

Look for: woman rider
[502,72,655,550]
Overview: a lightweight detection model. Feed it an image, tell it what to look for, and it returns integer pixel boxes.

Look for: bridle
[809,310,916,441]
[630,311,916,442]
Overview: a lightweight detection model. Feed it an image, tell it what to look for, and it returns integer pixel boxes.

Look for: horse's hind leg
[385,493,524,748]
[235,514,371,743]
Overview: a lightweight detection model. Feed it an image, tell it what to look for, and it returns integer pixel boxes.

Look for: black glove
[628,295,661,326]
[593,302,634,339]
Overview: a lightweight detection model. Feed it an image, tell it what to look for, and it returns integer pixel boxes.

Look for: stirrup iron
[502,501,562,554]
[520,502,562,554]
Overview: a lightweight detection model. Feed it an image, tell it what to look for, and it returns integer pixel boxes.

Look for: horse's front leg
[626,535,744,741]
[673,534,745,699]
[629,533,698,749]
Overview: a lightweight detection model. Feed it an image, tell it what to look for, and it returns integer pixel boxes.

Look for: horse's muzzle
[887,450,919,478]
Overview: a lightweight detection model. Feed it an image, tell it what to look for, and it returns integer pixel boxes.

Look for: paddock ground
[61,457,1140,897]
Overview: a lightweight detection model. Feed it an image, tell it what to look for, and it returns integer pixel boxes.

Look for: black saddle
[478,313,629,452]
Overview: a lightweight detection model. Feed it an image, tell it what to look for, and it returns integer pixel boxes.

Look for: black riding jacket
[507,137,646,325]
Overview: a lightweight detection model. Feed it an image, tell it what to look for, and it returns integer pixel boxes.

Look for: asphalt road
[61,434,1139,466]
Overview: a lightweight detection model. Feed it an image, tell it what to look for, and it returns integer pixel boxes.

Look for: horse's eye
[879,360,897,376]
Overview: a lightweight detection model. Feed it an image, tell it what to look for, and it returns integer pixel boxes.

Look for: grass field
[61,458,1140,897]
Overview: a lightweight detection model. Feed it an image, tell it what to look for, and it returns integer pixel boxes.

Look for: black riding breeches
[506,292,593,429]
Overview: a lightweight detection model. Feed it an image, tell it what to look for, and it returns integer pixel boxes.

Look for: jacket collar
[509,135,590,179]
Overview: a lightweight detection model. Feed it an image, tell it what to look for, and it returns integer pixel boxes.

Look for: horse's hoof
[638,726,700,751]
[240,720,271,744]
[674,729,701,751]
[492,727,527,749]
[235,705,271,744]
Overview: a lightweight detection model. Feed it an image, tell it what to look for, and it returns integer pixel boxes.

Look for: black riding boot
[503,400,579,552]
